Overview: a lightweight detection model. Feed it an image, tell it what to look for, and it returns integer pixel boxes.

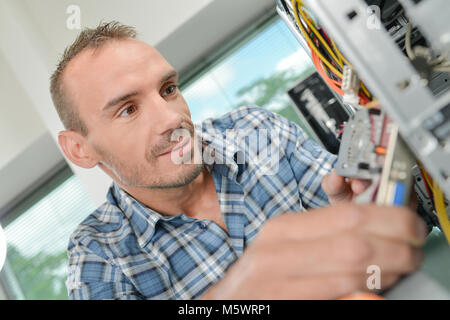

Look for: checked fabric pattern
[66,105,337,299]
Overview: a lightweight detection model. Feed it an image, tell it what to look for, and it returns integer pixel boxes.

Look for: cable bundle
[419,163,450,245]
[290,0,373,107]
[290,0,450,245]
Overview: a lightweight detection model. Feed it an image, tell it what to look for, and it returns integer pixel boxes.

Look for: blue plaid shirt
[66,106,337,300]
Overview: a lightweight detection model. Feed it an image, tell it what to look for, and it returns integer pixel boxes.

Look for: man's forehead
[62,39,172,112]
[65,39,166,78]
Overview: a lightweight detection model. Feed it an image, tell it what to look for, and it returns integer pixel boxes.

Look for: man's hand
[322,169,419,210]
[200,203,427,300]
[322,169,371,204]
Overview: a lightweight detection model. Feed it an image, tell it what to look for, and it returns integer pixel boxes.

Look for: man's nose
[150,95,183,137]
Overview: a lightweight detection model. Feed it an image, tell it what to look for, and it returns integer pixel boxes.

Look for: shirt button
[198,221,207,229]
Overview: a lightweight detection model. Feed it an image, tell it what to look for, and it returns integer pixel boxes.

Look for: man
[50,21,427,300]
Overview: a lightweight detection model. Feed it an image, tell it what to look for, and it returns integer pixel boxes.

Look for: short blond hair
[50,21,137,135]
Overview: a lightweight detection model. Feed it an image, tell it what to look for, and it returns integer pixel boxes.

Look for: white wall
[0,0,275,209]
[0,53,47,170]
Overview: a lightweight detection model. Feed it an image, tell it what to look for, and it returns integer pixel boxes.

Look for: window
[181,14,315,137]
[0,167,96,299]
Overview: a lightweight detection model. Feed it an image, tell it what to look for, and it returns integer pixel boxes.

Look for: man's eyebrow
[101,70,178,113]
[161,70,178,85]
[102,91,140,113]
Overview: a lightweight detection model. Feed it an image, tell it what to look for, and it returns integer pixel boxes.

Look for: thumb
[322,170,352,203]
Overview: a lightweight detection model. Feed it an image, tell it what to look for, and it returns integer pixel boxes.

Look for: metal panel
[398,0,450,59]
[301,0,450,198]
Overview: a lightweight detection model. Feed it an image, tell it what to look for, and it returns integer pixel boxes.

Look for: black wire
[379,0,386,12]
[294,1,343,74]
[312,32,344,76]
[359,88,371,101]
[319,29,332,47]
[318,40,343,73]
[319,28,343,66]
[381,2,404,24]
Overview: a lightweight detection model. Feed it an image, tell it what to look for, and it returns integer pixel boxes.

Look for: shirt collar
[195,123,247,183]
[109,182,182,248]
[107,126,246,248]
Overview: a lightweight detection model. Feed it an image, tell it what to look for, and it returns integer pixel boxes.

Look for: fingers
[350,179,371,195]
[322,170,346,194]
[265,233,423,277]
[360,207,427,246]
[322,170,372,203]
[268,204,427,245]
[322,170,352,203]
[251,272,401,300]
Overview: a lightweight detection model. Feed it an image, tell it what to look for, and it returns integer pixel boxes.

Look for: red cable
[321,28,333,47]
[311,48,345,95]
[419,168,432,199]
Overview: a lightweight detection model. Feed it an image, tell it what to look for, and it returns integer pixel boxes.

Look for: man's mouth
[158,135,191,157]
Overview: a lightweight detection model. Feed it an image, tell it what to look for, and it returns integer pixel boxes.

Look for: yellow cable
[291,0,343,78]
[295,0,375,103]
[297,0,375,102]
[362,99,379,109]
[329,34,351,67]
[330,37,344,66]
[432,181,450,246]
[360,83,372,100]
[325,29,352,68]
[422,168,434,193]
[297,5,343,69]
[297,0,349,69]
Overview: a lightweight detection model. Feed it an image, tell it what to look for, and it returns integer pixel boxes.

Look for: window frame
[179,8,280,90]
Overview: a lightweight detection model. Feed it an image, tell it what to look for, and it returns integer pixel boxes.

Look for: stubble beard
[95,130,205,189]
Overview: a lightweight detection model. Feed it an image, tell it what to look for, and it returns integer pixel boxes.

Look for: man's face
[63,39,203,188]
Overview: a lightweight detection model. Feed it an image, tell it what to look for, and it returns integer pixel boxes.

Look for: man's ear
[58,130,98,168]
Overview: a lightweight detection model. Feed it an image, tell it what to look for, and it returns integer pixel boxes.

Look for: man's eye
[118,105,137,117]
[162,84,177,97]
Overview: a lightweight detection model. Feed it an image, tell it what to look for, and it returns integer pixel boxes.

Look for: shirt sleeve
[68,280,144,300]
[289,127,337,209]
[258,106,338,209]
[66,241,144,300]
